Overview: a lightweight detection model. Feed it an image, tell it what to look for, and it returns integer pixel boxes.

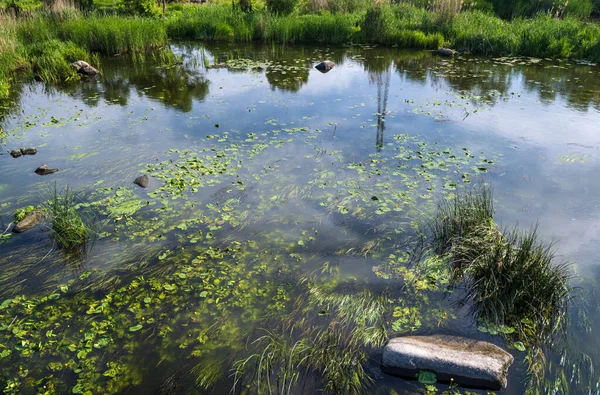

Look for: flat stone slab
[381,335,513,390]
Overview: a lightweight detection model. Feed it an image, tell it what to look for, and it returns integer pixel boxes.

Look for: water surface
[1,43,600,394]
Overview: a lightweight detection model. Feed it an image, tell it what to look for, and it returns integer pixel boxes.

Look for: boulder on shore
[437,48,454,57]
[381,335,514,390]
[35,164,59,175]
[13,210,45,233]
[71,61,100,76]
[315,61,335,73]
[133,174,149,188]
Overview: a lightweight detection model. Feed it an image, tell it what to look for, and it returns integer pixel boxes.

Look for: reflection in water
[371,66,391,151]
[1,43,600,395]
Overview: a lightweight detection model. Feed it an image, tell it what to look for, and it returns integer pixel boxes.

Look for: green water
[1,43,600,394]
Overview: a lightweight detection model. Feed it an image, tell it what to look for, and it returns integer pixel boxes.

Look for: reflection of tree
[265,66,309,93]
[369,67,391,152]
[50,52,210,113]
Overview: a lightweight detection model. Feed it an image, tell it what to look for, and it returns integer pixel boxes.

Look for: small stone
[10,149,22,158]
[20,147,37,155]
[133,175,149,188]
[35,164,59,175]
[381,335,514,390]
[438,48,454,57]
[71,60,99,76]
[13,210,45,233]
[315,61,335,73]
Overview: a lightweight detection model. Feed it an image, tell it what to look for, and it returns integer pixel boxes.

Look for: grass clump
[26,39,87,82]
[45,184,91,256]
[429,185,572,341]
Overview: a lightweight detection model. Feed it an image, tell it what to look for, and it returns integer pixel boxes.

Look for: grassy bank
[1,3,600,100]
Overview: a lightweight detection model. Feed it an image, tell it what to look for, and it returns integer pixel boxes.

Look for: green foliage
[266,0,299,15]
[58,16,167,54]
[26,39,87,82]
[361,5,443,48]
[488,0,593,18]
[13,206,35,222]
[416,370,437,384]
[121,0,161,16]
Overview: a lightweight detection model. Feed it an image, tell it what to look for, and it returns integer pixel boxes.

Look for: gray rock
[71,60,99,76]
[315,61,335,73]
[133,174,149,188]
[20,147,37,155]
[10,149,22,158]
[35,164,59,175]
[381,335,513,390]
[438,48,454,57]
[13,210,44,233]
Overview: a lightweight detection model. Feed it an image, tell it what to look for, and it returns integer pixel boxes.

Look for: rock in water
[71,61,99,76]
[315,61,335,73]
[133,175,149,188]
[437,48,454,57]
[20,147,37,155]
[13,210,44,233]
[10,150,22,158]
[381,335,514,390]
[35,164,59,175]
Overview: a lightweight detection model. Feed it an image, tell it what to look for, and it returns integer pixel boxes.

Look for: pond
[1,43,600,394]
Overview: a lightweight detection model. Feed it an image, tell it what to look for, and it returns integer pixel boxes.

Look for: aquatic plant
[429,184,494,260]
[430,186,572,341]
[231,285,389,394]
[45,184,91,256]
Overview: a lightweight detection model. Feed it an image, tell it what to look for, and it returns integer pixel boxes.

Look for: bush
[121,0,162,16]
[267,0,299,15]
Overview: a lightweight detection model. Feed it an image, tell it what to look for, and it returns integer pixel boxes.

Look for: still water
[0,43,600,394]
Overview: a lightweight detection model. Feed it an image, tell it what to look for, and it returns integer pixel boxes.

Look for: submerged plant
[230,285,389,394]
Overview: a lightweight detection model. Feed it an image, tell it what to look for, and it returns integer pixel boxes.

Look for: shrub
[121,0,161,16]
[267,0,299,15]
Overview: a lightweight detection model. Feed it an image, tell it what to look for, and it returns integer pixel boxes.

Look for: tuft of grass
[464,225,572,338]
[45,184,91,256]
[429,185,572,342]
[430,184,494,259]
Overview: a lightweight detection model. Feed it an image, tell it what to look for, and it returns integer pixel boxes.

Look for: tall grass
[26,39,87,81]
[2,2,600,89]
[58,15,167,54]
[0,13,26,99]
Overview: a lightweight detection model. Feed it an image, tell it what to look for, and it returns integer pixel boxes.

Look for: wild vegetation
[0,0,598,392]
[1,0,600,100]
